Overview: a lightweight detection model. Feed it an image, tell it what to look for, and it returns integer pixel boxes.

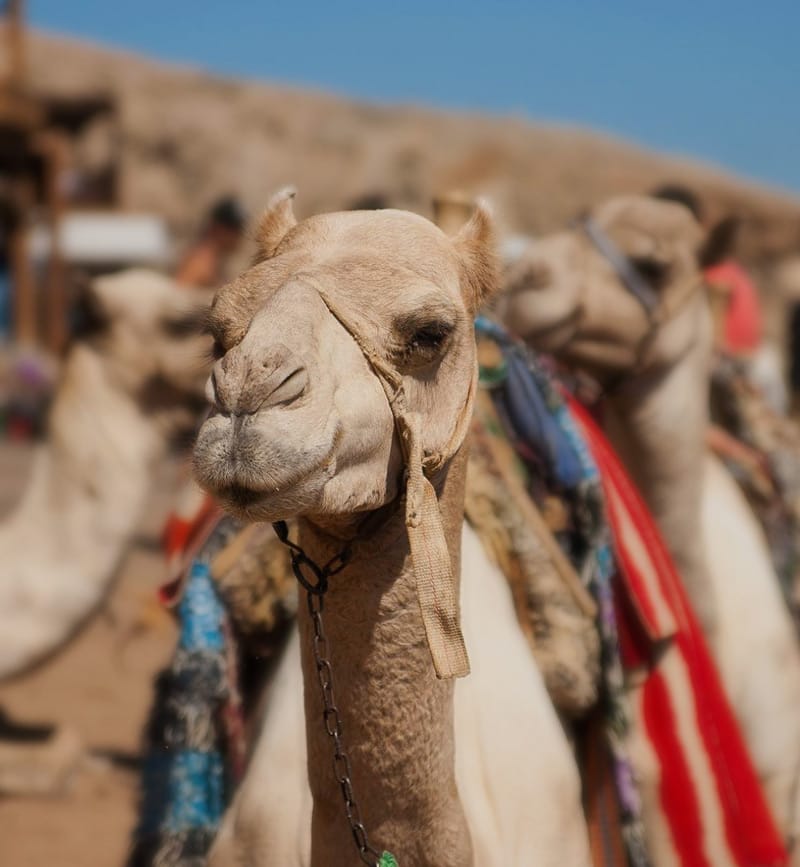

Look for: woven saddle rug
[477,319,786,867]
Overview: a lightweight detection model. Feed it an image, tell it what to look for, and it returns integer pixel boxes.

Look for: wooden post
[37,131,68,353]
[9,176,37,346]
[4,0,26,91]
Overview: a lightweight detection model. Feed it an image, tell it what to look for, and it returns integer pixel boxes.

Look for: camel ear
[254,186,298,260]
[452,199,499,314]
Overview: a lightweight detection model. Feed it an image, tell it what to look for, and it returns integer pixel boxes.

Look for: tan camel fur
[503,194,800,852]
[194,190,591,867]
[0,269,211,680]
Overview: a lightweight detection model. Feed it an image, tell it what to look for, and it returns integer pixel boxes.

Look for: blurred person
[175,195,246,289]
[703,216,764,359]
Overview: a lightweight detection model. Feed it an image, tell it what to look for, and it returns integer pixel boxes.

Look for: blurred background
[1,2,800,864]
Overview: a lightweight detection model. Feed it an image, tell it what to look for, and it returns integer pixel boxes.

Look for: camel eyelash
[210,340,225,361]
[407,321,454,351]
[161,311,206,338]
[392,317,456,367]
[197,313,228,361]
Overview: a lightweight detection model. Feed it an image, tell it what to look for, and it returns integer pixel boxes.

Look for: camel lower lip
[220,483,268,509]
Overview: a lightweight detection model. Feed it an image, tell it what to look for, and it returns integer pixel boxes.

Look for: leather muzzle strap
[582,217,660,316]
[314,286,472,679]
[579,217,702,375]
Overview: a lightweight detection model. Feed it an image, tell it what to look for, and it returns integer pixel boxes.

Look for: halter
[582,217,661,316]
[577,217,703,382]
[277,280,474,680]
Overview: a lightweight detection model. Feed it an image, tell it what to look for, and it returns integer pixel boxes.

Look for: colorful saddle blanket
[477,318,785,867]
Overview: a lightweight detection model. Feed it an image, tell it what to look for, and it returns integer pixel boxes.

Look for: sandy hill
[28,31,800,262]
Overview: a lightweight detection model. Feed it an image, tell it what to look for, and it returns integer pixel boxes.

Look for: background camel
[193,191,591,867]
[0,269,211,681]
[503,194,800,853]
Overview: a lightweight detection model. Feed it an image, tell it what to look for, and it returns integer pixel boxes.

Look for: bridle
[307,279,474,680]
[569,217,703,396]
[582,217,661,317]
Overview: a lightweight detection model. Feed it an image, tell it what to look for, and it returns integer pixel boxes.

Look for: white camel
[0,269,211,680]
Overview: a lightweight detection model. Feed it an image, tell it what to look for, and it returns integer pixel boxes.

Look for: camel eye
[630,257,671,290]
[392,298,458,369]
[409,322,453,352]
[394,318,455,368]
[200,319,227,360]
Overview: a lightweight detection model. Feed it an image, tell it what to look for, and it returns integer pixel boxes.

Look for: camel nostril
[263,365,309,409]
[205,373,217,407]
[206,369,230,415]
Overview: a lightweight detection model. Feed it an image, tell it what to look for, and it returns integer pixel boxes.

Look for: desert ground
[0,442,179,867]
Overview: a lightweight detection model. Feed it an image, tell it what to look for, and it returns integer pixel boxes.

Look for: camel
[193,190,591,867]
[0,268,211,681]
[503,194,800,852]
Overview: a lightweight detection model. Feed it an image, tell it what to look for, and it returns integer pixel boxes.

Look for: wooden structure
[0,1,119,352]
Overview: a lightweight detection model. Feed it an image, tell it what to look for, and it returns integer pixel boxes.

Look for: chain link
[307,590,382,866]
[273,522,383,867]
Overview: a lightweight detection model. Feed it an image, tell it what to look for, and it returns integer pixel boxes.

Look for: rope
[312,284,472,679]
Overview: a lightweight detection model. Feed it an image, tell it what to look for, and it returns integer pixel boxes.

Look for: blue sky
[30,1,800,194]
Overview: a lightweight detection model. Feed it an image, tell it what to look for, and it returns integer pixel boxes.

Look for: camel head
[503,195,706,382]
[81,268,213,437]
[193,188,497,523]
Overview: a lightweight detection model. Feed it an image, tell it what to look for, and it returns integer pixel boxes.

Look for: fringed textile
[129,526,245,867]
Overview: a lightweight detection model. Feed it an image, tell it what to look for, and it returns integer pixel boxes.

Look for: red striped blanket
[569,397,787,867]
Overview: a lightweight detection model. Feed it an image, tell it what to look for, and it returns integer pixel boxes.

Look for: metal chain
[272,521,385,867]
[308,590,383,866]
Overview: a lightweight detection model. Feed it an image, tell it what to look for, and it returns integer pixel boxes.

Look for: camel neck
[38,345,164,547]
[296,445,473,867]
[603,300,715,634]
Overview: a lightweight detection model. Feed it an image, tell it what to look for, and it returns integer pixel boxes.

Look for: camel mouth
[193,411,343,521]
[222,483,268,509]
[213,483,281,523]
